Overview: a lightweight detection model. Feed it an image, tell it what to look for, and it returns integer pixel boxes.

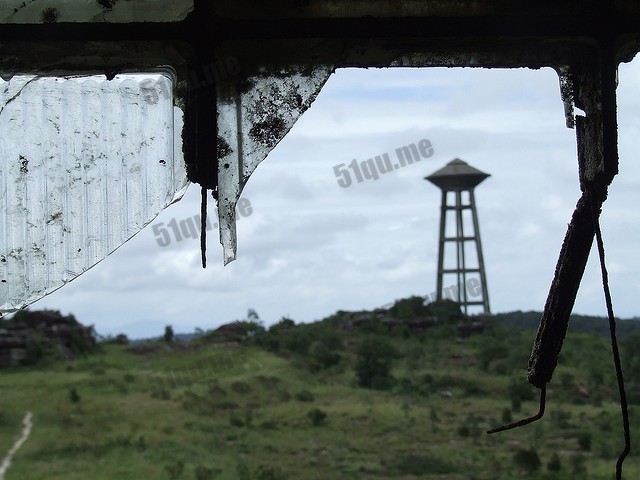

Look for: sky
[15,56,640,339]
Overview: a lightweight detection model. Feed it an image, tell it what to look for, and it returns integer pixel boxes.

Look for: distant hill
[492,310,640,339]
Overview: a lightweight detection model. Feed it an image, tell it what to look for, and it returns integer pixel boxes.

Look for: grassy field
[1,311,639,480]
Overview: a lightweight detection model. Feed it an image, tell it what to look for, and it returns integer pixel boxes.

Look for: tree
[389,296,432,320]
[354,336,398,389]
[309,340,341,369]
[164,325,174,343]
[243,309,265,341]
[271,317,295,331]
[427,299,465,322]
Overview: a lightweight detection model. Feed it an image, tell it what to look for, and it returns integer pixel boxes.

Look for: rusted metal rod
[527,192,597,388]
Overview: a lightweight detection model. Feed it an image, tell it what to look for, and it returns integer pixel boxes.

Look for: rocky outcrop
[338,310,440,332]
[0,310,97,367]
[457,315,491,337]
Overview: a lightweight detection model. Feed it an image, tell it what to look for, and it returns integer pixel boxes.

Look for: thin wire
[591,196,630,480]
[487,385,546,434]
[200,186,207,268]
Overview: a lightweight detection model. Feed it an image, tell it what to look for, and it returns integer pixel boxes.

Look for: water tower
[425,158,490,314]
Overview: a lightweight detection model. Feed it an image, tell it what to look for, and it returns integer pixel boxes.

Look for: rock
[0,309,97,367]
[408,316,439,331]
[457,321,487,337]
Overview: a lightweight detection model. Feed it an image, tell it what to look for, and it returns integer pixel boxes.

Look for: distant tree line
[493,310,640,338]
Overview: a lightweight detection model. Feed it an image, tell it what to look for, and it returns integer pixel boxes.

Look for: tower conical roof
[425,158,490,190]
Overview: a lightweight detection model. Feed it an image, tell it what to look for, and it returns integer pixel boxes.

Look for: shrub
[270,317,296,332]
[388,454,458,475]
[577,430,592,451]
[307,408,327,426]
[278,390,291,402]
[151,388,171,400]
[66,323,99,355]
[370,374,397,390]
[255,375,280,388]
[396,376,432,397]
[164,461,184,480]
[560,372,575,389]
[208,383,227,396]
[231,381,252,394]
[570,454,587,475]
[430,406,439,423]
[508,377,536,403]
[294,390,315,402]
[389,296,432,320]
[513,448,541,474]
[508,377,535,413]
[547,452,562,472]
[256,465,287,480]
[244,409,253,427]
[22,332,59,366]
[476,337,509,372]
[511,395,522,413]
[261,317,297,351]
[354,336,398,390]
[463,380,483,396]
[260,420,278,430]
[236,461,251,480]
[194,465,221,480]
[229,413,244,427]
[550,409,572,429]
[136,435,147,452]
[501,408,512,424]
[309,341,341,369]
[427,299,465,323]
[458,414,482,441]
[69,387,81,404]
[280,328,313,356]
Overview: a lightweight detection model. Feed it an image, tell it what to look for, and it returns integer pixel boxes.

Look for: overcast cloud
[27,58,640,339]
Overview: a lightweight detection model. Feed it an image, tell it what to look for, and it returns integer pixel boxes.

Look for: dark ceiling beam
[0,14,639,43]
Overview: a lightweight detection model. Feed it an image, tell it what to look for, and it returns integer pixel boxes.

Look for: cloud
[25,61,640,337]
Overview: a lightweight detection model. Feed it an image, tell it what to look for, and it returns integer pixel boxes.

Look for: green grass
[1,326,639,480]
